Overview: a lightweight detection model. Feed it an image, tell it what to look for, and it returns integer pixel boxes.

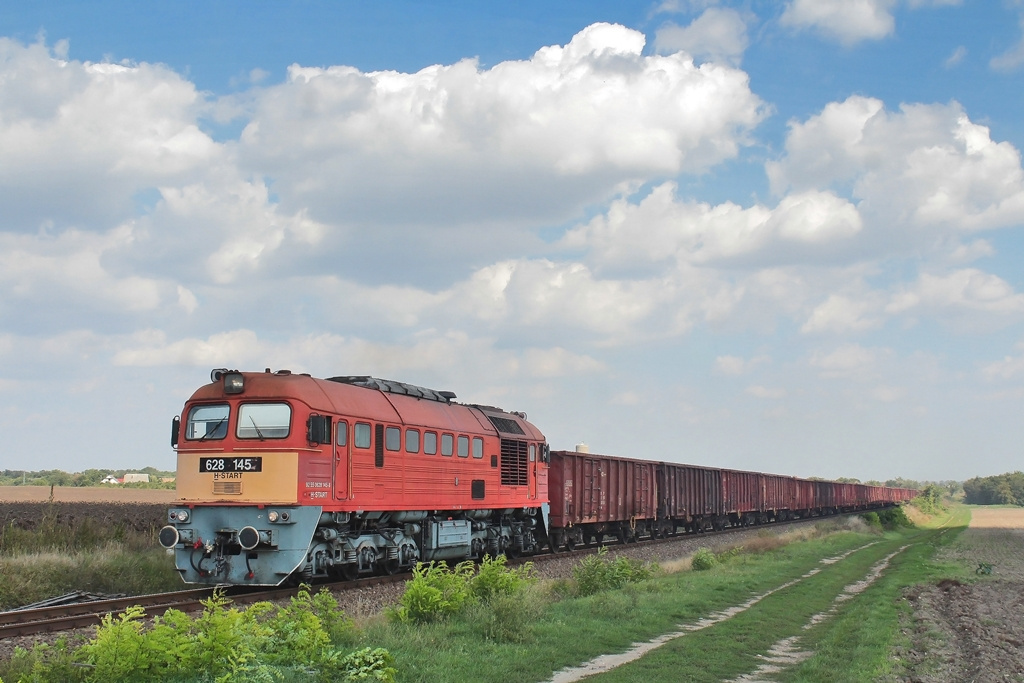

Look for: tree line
[962,472,1024,506]
[0,467,174,488]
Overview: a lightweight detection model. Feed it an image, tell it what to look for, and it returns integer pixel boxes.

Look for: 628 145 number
[200,457,263,473]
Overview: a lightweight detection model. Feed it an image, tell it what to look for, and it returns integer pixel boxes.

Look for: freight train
[159,370,916,585]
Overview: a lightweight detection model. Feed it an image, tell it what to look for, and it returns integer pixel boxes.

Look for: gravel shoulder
[899,507,1024,683]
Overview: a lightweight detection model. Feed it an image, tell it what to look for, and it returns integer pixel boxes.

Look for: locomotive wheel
[342,564,359,581]
[383,559,401,576]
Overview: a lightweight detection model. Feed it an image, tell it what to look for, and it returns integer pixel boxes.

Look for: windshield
[236,403,291,439]
[186,404,229,441]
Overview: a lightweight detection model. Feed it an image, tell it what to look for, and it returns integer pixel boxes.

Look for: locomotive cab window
[441,433,454,456]
[473,437,483,459]
[186,404,229,441]
[237,403,291,439]
[457,435,469,458]
[406,429,420,453]
[385,426,401,451]
[530,444,536,462]
[354,422,371,449]
[424,431,437,455]
[336,420,347,446]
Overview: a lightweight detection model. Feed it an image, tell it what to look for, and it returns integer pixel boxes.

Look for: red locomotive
[160,370,548,584]
[159,369,916,585]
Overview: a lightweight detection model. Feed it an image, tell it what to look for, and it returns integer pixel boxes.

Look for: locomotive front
[159,369,329,584]
[160,369,549,585]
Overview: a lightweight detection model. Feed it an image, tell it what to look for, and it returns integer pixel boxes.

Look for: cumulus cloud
[654,7,750,65]
[112,329,605,388]
[560,182,862,273]
[0,227,170,322]
[780,0,896,46]
[236,23,765,229]
[887,270,1024,318]
[810,343,885,379]
[0,38,217,230]
[768,96,1024,235]
[801,293,885,334]
[982,342,1024,380]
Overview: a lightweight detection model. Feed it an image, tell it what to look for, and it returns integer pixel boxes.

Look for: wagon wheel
[565,538,576,552]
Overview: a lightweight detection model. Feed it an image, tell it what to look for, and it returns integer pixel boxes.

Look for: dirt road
[900,507,1024,682]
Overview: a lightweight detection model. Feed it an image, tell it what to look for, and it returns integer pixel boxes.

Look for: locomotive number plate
[200,457,263,473]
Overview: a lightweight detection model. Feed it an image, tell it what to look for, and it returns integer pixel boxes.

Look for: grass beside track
[350,511,969,683]
[0,508,969,682]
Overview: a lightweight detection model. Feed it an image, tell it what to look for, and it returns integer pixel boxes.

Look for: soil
[0,486,178,504]
[898,507,1024,682]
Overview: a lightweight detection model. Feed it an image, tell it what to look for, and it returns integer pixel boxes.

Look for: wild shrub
[463,585,546,643]
[690,547,717,571]
[4,585,386,682]
[470,554,535,601]
[0,637,83,683]
[860,511,882,530]
[316,647,397,683]
[877,506,913,529]
[389,560,476,623]
[572,546,657,596]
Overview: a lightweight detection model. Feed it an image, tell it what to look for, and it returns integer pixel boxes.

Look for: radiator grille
[500,439,528,486]
[213,481,242,495]
[375,424,384,468]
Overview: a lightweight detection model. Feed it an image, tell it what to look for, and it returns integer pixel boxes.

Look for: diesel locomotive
[159,369,548,585]
[159,369,916,585]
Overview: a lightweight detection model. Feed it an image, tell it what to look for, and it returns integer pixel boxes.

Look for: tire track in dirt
[545,543,879,683]
[727,545,910,682]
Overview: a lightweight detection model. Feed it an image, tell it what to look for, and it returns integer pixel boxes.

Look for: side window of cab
[354,422,371,449]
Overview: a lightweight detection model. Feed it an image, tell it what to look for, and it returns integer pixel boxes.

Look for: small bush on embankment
[690,547,717,571]
[388,555,542,642]
[572,546,657,595]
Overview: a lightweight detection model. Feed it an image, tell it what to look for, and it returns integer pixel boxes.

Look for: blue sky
[2,1,1024,482]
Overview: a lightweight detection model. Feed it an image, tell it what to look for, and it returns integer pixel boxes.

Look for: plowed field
[0,486,177,503]
[901,507,1024,682]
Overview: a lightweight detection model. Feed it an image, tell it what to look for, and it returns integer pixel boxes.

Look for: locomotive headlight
[268,510,279,522]
[223,372,244,394]
[158,525,180,549]
[168,509,189,523]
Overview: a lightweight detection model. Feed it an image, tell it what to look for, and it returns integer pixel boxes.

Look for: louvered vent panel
[375,424,384,468]
[488,416,525,435]
[499,439,528,486]
[213,481,242,495]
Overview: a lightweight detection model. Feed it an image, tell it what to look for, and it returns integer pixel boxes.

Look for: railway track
[0,511,859,640]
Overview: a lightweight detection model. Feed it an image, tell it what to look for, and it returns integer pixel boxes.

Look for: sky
[2,1,1024,482]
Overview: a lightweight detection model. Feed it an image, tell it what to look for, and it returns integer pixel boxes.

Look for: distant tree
[885,477,922,490]
[963,472,1024,506]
